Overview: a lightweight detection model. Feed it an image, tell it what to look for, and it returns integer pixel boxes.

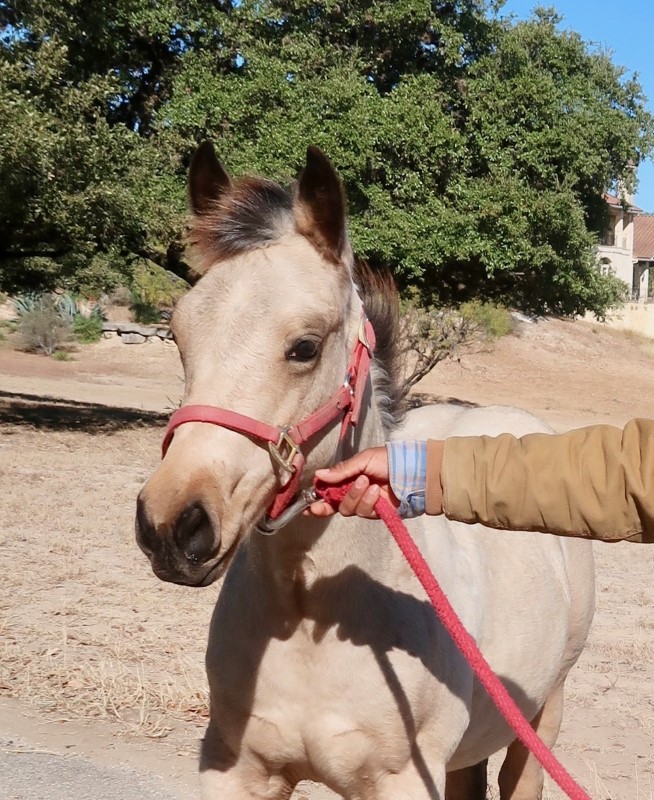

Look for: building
[594,194,654,337]
[633,213,654,301]
[598,192,654,301]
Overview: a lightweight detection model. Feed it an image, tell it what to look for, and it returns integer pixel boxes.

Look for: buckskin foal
[136,143,595,800]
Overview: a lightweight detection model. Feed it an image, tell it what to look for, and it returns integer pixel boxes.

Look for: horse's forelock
[189,177,294,272]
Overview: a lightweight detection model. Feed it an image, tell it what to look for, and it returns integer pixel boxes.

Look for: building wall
[597,244,634,288]
[590,302,654,338]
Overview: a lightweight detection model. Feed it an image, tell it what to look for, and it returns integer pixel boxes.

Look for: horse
[135,142,595,800]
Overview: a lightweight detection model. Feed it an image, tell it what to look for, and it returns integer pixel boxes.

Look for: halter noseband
[161,316,376,527]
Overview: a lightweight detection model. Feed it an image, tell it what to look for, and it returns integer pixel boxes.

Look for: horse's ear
[295,147,347,263]
[189,141,232,216]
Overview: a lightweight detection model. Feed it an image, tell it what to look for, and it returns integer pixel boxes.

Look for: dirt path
[1,317,653,799]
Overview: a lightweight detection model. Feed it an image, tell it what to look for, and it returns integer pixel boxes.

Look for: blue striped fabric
[385,440,428,518]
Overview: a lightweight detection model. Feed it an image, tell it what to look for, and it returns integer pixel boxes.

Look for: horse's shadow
[203,561,534,795]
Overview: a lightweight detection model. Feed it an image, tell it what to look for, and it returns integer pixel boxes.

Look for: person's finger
[314,452,373,484]
[338,475,370,516]
[304,500,336,517]
[351,483,380,519]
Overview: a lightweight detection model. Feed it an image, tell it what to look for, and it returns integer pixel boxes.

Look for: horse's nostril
[173,502,218,565]
[136,495,158,553]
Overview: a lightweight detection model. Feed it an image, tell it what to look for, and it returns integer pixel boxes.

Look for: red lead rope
[314,481,591,800]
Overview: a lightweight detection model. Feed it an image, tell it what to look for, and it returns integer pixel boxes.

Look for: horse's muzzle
[135,494,222,586]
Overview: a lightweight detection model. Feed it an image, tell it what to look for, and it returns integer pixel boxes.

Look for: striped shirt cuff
[386,440,428,518]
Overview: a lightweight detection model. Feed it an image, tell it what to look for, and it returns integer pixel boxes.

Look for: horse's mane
[189,176,405,432]
[353,260,405,432]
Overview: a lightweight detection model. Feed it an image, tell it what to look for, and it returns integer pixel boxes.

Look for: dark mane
[353,260,405,432]
[189,176,294,271]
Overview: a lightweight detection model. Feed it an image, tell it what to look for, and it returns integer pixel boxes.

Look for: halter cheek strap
[161,317,376,521]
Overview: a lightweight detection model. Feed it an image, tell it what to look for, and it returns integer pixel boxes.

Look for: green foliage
[399,288,483,396]
[460,301,514,339]
[130,262,188,308]
[52,349,74,361]
[128,261,187,322]
[16,297,72,355]
[73,313,103,343]
[55,293,79,324]
[13,293,42,316]
[131,301,162,325]
[1,1,653,318]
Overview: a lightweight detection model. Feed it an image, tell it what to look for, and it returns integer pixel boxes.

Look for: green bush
[73,313,104,343]
[460,301,514,340]
[131,300,162,324]
[52,350,74,361]
[131,263,187,308]
[17,298,72,355]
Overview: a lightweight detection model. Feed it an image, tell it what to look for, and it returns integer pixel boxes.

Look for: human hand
[306,446,399,519]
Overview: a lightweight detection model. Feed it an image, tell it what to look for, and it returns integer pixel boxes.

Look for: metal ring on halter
[255,487,319,535]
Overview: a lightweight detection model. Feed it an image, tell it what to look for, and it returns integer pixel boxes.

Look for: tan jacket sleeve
[424,419,654,543]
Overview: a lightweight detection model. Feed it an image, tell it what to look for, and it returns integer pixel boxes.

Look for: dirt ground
[1,316,653,799]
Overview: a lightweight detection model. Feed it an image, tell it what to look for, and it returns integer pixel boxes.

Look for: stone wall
[101,322,173,344]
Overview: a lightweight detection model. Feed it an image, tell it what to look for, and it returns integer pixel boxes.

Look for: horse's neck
[247,388,393,613]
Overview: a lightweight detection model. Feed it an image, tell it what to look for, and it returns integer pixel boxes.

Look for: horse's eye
[287,339,319,362]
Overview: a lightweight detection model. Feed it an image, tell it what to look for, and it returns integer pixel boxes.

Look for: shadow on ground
[0,390,168,433]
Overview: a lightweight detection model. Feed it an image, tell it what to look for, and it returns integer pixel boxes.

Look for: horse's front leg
[200,769,292,800]
[375,758,447,800]
[200,724,293,800]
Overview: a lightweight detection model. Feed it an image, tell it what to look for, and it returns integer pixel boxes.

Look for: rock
[101,322,119,332]
[156,328,173,339]
[120,332,146,344]
[114,323,158,336]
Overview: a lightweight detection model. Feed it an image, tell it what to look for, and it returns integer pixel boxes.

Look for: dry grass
[0,426,214,746]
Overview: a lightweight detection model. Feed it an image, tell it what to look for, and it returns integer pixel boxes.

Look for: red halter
[161,317,376,520]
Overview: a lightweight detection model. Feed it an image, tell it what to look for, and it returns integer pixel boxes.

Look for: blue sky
[500,0,654,212]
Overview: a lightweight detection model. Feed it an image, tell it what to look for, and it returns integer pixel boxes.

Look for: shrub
[398,295,514,399]
[399,296,477,398]
[56,292,80,324]
[17,298,72,355]
[52,350,74,361]
[131,300,162,324]
[13,292,42,317]
[108,285,133,306]
[73,313,104,343]
[460,301,514,340]
[131,262,187,308]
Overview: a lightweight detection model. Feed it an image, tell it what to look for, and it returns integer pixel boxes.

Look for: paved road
[0,699,198,800]
[0,735,185,800]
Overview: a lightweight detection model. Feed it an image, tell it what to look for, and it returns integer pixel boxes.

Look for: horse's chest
[238,625,462,783]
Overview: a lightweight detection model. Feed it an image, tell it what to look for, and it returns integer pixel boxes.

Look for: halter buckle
[268,429,299,473]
